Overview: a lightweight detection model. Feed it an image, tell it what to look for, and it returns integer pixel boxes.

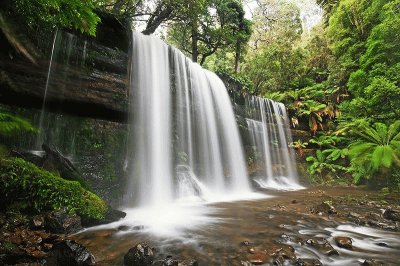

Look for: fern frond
[374,123,388,143]
[388,121,400,141]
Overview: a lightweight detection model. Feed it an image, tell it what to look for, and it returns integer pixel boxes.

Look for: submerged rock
[334,236,352,249]
[245,244,297,265]
[296,258,323,266]
[47,240,95,265]
[124,242,154,266]
[276,245,296,260]
[361,259,384,266]
[240,240,251,246]
[304,238,338,256]
[179,259,198,266]
[44,210,82,234]
[247,252,269,265]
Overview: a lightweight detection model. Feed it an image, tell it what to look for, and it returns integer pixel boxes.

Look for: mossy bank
[0,157,108,223]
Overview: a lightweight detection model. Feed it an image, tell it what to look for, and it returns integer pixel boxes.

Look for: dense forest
[0,0,399,265]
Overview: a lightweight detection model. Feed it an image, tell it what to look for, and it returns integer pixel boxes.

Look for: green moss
[0,158,108,221]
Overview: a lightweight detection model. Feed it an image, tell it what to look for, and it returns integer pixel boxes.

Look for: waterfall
[126,32,251,207]
[36,29,59,149]
[34,31,87,157]
[245,96,303,190]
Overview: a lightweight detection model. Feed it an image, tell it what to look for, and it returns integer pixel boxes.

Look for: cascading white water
[126,32,252,208]
[245,96,303,190]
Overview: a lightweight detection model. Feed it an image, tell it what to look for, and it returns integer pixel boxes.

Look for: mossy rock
[0,157,108,222]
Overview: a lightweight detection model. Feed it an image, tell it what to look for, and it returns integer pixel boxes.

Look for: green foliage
[289,140,308,157]
[361,0,400,69]
[0,110,37,138]
[8,0,100,35]
[305,130,349,183]
[167,0,251,65]
[327,0,400,123]
[306,150,349,183]
[237,0,399,188]
[0,158,108,220]
[324,147,349,161]
[216,70,253,94]
[309,133,342,149]
[347,120,400,186]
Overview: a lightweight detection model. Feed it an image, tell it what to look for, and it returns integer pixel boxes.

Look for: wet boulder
[154,256,198,266]
[84,207,126,226]
[311,202,337,215]
[44,210,82,234]
[305,238,338,256]
[334,236,352,249]
[277,245,296,260]
[382,209,400,222]
[246,244,297,265]
[124,242,154,266]
[361,259,384,266]
[31,215,45,229]
[47,240,95,265]
[247,252,269,265]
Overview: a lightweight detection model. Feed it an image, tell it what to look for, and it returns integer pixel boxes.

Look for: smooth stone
[334,236,353,249]
[247,252,269,265]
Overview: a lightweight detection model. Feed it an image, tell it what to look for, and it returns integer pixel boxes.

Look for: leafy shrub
[348,120,400,186]
[306,150,349,183]
[6,0,100,36]
[0,158,108,221]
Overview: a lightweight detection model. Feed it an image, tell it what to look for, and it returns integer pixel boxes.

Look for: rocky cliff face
[0,13,129,122]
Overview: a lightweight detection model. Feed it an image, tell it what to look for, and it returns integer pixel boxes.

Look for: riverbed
[73,187,400,265]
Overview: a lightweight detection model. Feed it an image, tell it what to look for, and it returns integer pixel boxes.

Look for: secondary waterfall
[34,30,86,156]
[245,96,302,190]
[126,33,251,207]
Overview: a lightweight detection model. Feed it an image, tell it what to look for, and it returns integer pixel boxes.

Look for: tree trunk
[191,20,198,63]
[234,39,241,73]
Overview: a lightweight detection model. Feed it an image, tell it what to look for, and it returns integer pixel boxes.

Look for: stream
[73,187,400,265]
